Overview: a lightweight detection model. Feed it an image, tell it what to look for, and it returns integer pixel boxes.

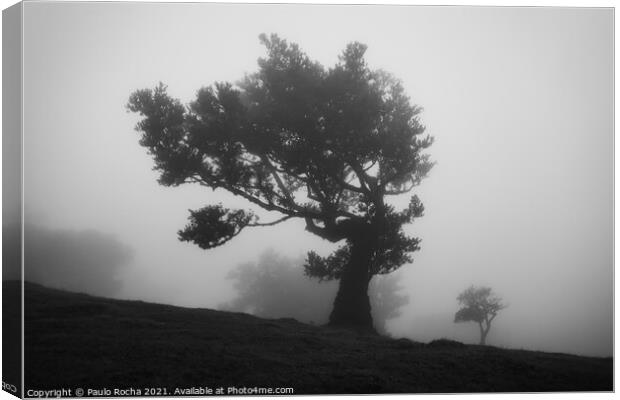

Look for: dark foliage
[128,34,433,328]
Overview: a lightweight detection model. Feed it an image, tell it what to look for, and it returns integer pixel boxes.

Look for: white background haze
[15,3,613,356]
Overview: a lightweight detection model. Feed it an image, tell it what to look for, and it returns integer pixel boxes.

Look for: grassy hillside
[15,281,612,395]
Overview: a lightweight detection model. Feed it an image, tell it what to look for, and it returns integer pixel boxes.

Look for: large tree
[127,34,433,331]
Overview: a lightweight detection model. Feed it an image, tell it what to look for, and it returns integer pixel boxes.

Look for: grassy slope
[16,281,612,394]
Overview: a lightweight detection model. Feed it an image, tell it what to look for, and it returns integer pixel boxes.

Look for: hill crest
[13,281,612,394]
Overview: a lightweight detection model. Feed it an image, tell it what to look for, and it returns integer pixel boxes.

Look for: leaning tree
[454,286,506,345]
[127,34,433,331]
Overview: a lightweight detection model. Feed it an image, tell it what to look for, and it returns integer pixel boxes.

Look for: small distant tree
[454,286,506,345]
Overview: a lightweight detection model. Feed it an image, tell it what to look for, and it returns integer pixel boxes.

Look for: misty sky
[18,3,612,356]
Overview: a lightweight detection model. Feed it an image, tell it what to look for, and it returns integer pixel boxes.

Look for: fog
[16,3,612,357]
[220,249,409,335]
[22,224,133,296]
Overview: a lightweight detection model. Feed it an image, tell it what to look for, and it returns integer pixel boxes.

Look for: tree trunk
[480,323,491,345]
[328,236,375,332]
[479,322,487,345]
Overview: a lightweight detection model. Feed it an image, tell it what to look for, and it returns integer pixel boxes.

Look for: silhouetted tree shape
[220,249,409,335]
[127,33,433,331]
[454,286,506,345]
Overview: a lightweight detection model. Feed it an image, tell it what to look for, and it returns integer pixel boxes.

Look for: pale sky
[18,3,613,356]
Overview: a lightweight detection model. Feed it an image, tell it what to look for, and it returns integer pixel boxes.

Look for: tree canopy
[455,286,506,345]
[127,33,433,329]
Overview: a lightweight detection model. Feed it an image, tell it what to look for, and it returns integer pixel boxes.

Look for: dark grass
[15,281,612,395]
